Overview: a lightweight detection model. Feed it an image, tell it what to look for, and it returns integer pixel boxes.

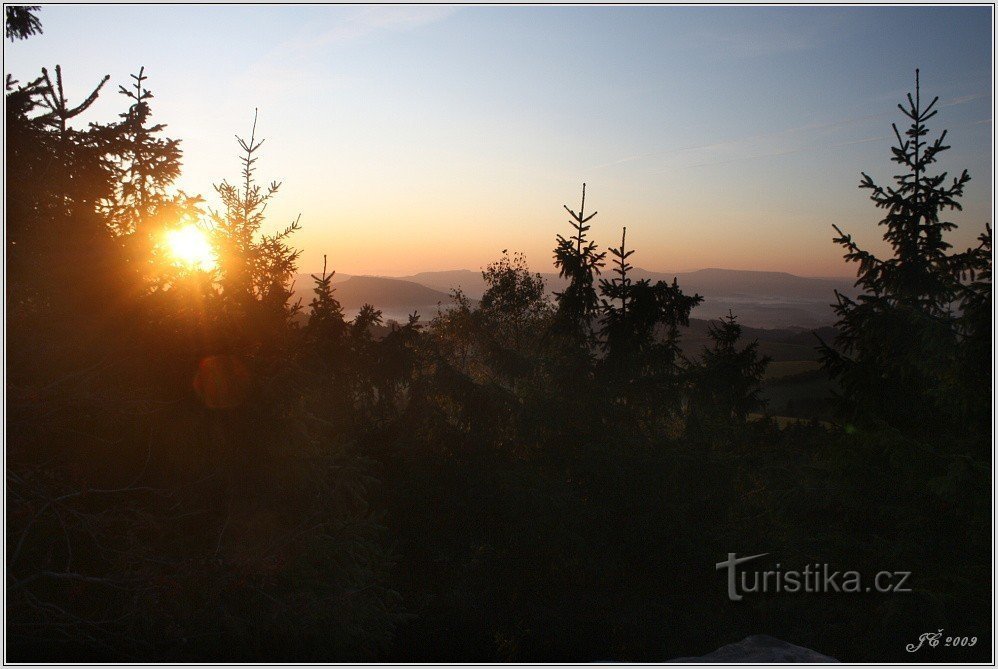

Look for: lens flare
[193,354,251,409]
[165,224,216,271]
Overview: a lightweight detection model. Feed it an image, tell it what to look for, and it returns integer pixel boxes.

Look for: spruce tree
[597,227,703,415]
[106,67,183,235]
[5,66,123,377]
[598,226,635,367]
[5,5,41,41]
[210,109,302,332]
[950,224,992,429]
[820,70,991,442]
[308,254,346,332]
[100,68,205,296]
[686,310,770,427]
[553,183,606,342]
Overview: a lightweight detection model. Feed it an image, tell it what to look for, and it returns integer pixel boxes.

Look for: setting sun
[164,224,216,271]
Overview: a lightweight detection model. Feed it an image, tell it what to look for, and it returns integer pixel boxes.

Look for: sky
[4,5,993,278]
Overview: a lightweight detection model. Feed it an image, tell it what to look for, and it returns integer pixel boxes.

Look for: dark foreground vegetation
[6,10,991,662]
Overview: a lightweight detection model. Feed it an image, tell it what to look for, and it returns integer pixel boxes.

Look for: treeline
[6,11,991,662]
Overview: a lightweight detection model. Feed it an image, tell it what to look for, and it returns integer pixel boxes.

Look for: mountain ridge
[293,266,858,328]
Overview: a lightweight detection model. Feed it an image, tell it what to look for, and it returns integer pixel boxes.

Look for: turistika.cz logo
[716,553,913,601]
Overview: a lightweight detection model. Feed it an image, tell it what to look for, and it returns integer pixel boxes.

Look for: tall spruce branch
[37,65,109,136]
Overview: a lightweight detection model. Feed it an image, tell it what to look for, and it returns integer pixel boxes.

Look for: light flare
[164,224,216,271]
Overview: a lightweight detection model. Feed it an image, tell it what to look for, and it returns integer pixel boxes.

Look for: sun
[164,224,216,271]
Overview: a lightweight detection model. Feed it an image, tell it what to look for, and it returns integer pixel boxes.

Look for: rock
[669,634,838,663]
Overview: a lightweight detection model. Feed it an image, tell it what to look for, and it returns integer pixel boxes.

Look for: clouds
[234,6,458,97]
[592,109,890,173]
[594,84,991,175]
[670,7,854,61]
[683,135,884,169]
[940,92,986,108]
[283,6,458,59]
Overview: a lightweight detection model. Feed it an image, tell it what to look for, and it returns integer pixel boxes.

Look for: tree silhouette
[36,65,109,136]
[5,5,42,41]
[308,254,346,333]
[597,227,703,418]
[597,226,634,366]
[210,109,302,336]
[553,183,606,342]
[97,67,206,300]
[820,70,991,443]
[950,224,992,429]
[5,65,123,380]
[686,310,770,429]
[105,67,184,235]
[478,251,551,384]
[480,251,550,346]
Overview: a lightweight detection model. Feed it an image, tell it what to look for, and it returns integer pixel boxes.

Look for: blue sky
[4,5,993,276]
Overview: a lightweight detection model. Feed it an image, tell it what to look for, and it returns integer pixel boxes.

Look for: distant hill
[333,276,450,309]
[297,266,858,329]
[293,271,352,287]
[396,267,856,328]
[658,268,856,301]
[663,269,856,328]
[402,267,854,300]
[401,270,484,297]
[293,275,452,322]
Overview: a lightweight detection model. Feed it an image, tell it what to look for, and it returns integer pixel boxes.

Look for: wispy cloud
[940,92,986,107]
[678,11,852,61]
[681,113,994,170]
[840,136,887,146]
[290,6,458,56]
[683,135,884,169]
[235,6,458,95]
[592,111,887,171]
[594,87,989,174]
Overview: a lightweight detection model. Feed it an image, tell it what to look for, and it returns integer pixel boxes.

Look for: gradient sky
[5,5,993,277]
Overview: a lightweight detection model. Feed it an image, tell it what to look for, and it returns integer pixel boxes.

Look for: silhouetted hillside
[294,271,351,287]
[402,267,853,300]
[396,267,856,328]
[402,269,482,296]
[304,275,450,309]
[668,268,854,299]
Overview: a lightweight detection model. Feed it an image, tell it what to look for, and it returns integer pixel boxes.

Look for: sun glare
[165,225,216,271]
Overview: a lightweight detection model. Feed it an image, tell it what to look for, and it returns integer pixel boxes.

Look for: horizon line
[296,265,860,282]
